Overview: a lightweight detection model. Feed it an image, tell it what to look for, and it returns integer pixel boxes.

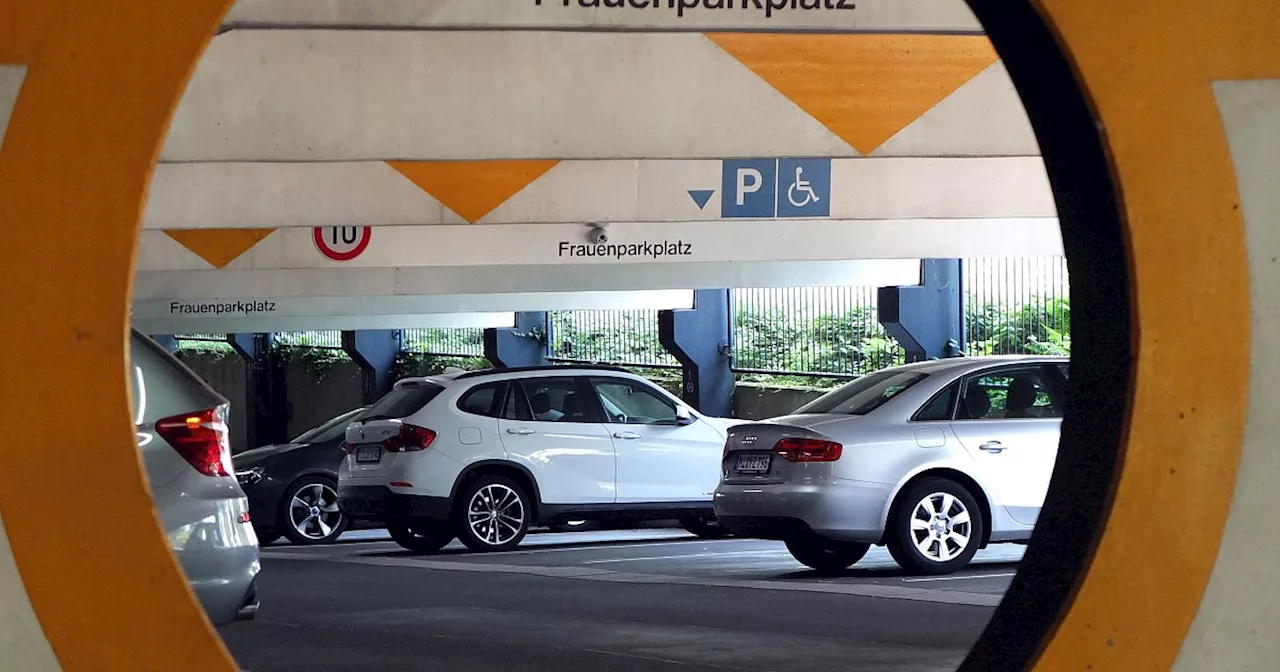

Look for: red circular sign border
[313,226,372,261]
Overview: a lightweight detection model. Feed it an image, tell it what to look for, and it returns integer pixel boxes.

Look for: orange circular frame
[0,1,1276,670]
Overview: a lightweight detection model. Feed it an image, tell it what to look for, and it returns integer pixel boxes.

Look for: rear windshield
[361,383,445,420]
[291,407,367,444]
[795,370,927,416]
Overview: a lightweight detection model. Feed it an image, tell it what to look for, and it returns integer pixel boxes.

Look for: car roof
[878,354,1069,376]
[391,364,643,389]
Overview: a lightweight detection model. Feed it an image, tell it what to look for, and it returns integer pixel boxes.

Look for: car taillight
[340,441,354,454]
[155,405,232,477]
[382,424,436,453]
[773,437,843,462]
[722,439,731,461]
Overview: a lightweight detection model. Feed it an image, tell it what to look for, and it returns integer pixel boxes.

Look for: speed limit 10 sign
[314,226,372,261]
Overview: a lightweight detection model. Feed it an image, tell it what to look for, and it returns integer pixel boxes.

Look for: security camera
[587,225,609,245]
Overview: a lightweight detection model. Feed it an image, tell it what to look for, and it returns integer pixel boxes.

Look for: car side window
[457,382,505,418]
[519,378,590,423]
[957,367,1062,420]
[502,383,533,422]
[591,379,677,425]
[913,381,959,422]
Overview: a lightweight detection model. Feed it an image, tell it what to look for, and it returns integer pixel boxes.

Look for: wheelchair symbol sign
[719,158,830,219]
[776,159,831,218]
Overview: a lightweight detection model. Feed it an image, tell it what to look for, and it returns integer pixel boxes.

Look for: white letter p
[736,168,763,206]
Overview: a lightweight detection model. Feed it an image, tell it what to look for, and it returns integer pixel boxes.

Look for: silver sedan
[714,355,1068,575]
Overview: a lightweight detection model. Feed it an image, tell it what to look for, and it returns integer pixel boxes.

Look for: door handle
[613,431,641,440]
[506,427,535,436]
[979,441,1005,453]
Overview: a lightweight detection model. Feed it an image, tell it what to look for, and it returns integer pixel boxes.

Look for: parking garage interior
[4,1,1280,672]
[124,2,1067,668]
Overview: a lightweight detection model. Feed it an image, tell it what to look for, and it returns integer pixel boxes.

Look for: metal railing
[402,328,486,357]
[274,331,343,349]
[963,257,1070,356]
[548,310,680,369]
[175,333,228,342]
[182,257,1070,379]
[731,286,903,377]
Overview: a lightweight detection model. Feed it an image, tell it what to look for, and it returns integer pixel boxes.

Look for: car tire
[278,475,350,546]
[456,475,532,552]
[886,477,985,576]
[680,516,732,539]
[387,520,453,554]
[785,535,870,573]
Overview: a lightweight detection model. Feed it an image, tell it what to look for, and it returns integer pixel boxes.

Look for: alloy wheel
[289,482,343,541]
[466,483,526,546]
[909,491,973,563]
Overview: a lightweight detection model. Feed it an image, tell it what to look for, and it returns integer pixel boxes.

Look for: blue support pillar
[228,333,285,449]
[342,330,401,404]
[877,259,964,363]
[659,289,734,418]
[484,312,549,369]
[150,334,179,353]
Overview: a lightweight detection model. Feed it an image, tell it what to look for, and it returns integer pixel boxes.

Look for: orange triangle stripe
[163,228,274,269]
[387,160,561,223]
[707,34,999,155]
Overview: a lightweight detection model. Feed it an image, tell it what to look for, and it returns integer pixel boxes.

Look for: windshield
[795,370,928,416]
[291,406,368,444]
[362,382,446,421]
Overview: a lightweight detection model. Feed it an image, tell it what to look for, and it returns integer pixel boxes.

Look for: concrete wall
[282,359,364,441]
[176,350,251,454]
[732,383,827,421]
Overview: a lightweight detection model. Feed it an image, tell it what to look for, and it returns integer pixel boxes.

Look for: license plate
[355,444,382,464]
[734,453,772,474]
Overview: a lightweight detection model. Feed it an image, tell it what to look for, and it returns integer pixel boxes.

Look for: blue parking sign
[776,158,831,218]
[721,159,777,219]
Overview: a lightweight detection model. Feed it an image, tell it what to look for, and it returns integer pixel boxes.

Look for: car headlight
[235,466,265,485]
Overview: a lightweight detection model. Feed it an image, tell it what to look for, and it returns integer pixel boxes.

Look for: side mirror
[675,407,696,426]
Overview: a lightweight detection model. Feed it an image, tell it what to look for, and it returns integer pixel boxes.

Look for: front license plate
[734,453,772,474]
[355,444,382,464]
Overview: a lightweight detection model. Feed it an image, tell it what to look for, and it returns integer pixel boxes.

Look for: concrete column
[484,312,550,369]
[877,259,964,362]
[149,334,179,353]
[659,289,734,418]
[227,333,284,450]
[342,330,401,404]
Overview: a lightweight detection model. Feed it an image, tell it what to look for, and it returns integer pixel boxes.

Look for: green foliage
[549,311,676,366]
[271,344,351,382]
[965,296,1071,357]
[392,352,491,380]
[402,328,486,357]
[175,340,236,365]
[732,306,904,376]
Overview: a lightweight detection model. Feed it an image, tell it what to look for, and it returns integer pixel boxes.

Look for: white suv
[337,366,738,552]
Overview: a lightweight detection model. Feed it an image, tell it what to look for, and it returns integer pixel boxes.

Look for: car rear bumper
[713,480,893,543]
[338,485,451,523]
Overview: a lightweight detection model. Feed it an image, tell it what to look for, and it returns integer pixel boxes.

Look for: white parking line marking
[581,550,788,564]
[262,536,752,560]
[901,572,1017,583]
[309,554,1006,607]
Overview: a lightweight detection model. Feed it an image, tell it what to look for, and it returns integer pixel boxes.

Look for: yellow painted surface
[1025,1,1279,670]
[706,34,999,155]
[164,228,275,268]
[0,0,1275,670]
[388,159,560,223]
[0,0,239,669]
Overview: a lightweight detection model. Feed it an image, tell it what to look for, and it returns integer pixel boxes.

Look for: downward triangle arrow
[688,189,715,210]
